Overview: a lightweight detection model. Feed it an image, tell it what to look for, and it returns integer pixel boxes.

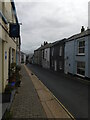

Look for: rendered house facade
[21,52,26,63]
[42,43,52,69]
[65,29,90,78]
[0,1,20,93]
[50,39,66,72]
[34,46,43,66]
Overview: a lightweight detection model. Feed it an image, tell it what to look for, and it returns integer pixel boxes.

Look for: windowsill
[76,73,85,78]
[76,54,85,56]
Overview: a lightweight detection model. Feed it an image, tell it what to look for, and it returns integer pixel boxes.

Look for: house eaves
[41,43,52,50]
[51,38,66,47]
[67,29,90,42]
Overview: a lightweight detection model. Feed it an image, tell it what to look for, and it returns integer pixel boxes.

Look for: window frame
[78,40,85,55]
[59,46,62,56]
[52,47,54,56]
[77,61,85,77]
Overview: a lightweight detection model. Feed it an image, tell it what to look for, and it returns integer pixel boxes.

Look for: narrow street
[27,64,88,119]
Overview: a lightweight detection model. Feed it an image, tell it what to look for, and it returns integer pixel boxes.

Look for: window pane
[59,46,62,56]
[77,62,85,76]
[78,41,85,54]
[79,48,85,53]
[79,41,85,47]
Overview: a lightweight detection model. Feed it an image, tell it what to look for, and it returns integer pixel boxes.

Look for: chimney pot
[81,26,85,32]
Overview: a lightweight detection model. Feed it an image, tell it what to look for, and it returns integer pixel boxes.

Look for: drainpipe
[16,45,18,65]
[2,41,4,92]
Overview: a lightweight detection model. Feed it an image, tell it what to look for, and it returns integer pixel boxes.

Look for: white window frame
[52,48,54,56]
[59,46,62,56]
[78,40,85,55]
[77,61,85,77]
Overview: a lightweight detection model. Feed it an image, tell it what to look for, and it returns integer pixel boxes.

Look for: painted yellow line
[39,80,75,120]
[24,65,75,120]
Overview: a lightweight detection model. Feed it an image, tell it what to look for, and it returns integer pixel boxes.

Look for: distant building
[34,48,41,65]
[21,52,26,63]
[65,28,90,78]
[33,45,46,66]
[42,43,52,69]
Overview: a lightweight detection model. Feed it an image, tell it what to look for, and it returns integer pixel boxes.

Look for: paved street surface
[27,64,88,119]
[10,65,46,118]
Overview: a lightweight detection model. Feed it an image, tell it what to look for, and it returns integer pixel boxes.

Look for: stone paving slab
[10,65,46,118]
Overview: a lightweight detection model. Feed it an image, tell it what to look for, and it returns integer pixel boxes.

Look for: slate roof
[67,29,90,41]
[34,43,53,51]
[51,38,66,47]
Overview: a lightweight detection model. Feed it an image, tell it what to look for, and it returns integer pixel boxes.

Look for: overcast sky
[15,0,89,53]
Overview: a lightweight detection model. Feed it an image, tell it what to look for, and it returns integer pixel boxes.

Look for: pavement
[10,64,72,119]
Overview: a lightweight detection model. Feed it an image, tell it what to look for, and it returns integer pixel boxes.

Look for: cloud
[15,0,89,53]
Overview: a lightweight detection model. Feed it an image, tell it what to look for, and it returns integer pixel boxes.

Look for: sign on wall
[5,51,7,60]
[9,23,20,38]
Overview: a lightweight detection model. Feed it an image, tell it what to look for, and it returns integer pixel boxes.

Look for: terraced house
[65,27,90,79]
[0,1,20,93]
[50,39,66,72]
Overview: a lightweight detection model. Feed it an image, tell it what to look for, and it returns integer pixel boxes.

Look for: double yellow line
[25,64,75,120]
[39,78,75,120]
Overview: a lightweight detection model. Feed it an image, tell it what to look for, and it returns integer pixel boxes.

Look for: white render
[42,48,50,69]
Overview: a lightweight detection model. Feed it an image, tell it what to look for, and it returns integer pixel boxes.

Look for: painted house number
[5,51,7,60]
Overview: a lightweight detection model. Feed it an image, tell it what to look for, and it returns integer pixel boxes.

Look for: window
[77,61,85,76]
[59,61,62,70]
[59,46,62,56]
[52,48,54,56]
[78,41,85,55]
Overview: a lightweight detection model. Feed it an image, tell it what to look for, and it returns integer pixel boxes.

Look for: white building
[65,28,90,79]
[21,51,26,63]
[42,43,52,69]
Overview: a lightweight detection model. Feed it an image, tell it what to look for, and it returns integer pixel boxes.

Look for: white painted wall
[42,48,50,69]
[64,41,75,74]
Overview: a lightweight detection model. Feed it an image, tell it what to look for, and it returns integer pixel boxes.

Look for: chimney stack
[81,26,85,32]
